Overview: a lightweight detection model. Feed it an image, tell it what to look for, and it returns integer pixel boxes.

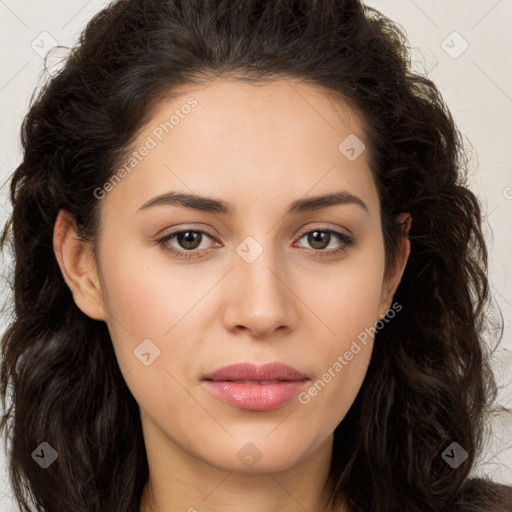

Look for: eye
[157,229,218,259]
[156,227,354,260]
[294,228,354,258]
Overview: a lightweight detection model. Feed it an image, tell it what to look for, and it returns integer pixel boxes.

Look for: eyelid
[297,222,353,238]
[156,222,352,241]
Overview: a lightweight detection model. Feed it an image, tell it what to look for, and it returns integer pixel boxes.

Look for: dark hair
[1,0,511,511]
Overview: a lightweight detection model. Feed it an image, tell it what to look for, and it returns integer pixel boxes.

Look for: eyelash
[156,227,354,260]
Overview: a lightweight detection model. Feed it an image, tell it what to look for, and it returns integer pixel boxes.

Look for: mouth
[201,362,310,411]
[213,379,284,385]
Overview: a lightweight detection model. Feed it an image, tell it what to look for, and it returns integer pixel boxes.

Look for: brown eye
[307,230,331,250]
[157,227,354,260]
[295,228,354,257]
[157,229,217,259]
[175,231,203,250]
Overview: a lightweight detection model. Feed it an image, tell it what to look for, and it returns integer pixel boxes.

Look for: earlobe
[379,212,412,316]
[52,209,107,321]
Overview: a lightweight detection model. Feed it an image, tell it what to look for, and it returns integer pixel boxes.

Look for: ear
[52,209,107,321]
[378,212,412,317]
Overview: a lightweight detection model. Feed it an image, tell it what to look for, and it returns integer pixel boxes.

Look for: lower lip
[202,379,309,411]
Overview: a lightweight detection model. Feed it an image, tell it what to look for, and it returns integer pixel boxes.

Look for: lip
[202,362,310,411]
[202,362,309,381]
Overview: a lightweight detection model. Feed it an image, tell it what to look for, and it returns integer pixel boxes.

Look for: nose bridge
[224,229,295,334]
[234,231,284,295]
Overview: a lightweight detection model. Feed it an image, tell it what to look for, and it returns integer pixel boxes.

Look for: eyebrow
[137,189,369,216]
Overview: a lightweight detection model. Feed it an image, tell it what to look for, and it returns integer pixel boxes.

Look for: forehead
[100,78,379,220]
[160,77,366,147]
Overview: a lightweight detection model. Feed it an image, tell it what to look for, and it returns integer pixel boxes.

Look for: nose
[221,239,298,339]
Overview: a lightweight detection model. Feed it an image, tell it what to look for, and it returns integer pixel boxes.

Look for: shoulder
[451,477,512,512]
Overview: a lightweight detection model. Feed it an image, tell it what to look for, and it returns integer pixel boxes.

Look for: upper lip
[202,362,309,381]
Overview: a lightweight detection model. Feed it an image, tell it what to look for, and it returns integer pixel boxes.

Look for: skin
[53,78,411,512]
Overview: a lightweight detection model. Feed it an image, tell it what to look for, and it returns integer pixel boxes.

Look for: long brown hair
[1,1,511,511]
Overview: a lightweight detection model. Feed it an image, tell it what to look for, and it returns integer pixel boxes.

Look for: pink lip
[202,362,310,411]
[202,362,309,381]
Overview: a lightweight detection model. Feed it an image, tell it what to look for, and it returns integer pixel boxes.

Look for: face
[55,78,409,475]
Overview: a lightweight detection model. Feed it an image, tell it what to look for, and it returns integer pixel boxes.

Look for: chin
[195,435,318,474]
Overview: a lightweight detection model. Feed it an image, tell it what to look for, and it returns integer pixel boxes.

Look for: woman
[1,0,511,511]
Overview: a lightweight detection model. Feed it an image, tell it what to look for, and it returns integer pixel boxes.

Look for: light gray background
[0,0,511,509]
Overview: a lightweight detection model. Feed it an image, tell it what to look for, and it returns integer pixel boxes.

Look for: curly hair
[1,0,511,511]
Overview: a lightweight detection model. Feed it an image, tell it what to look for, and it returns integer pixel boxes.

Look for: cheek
[297,244,384,406]
[296,279,381,434]
[100,229,210,325]
[97,234,240,418]
[98,244,203,422]
[97,234,201,370]
[304,247,385,343]
[308,272,381,377]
